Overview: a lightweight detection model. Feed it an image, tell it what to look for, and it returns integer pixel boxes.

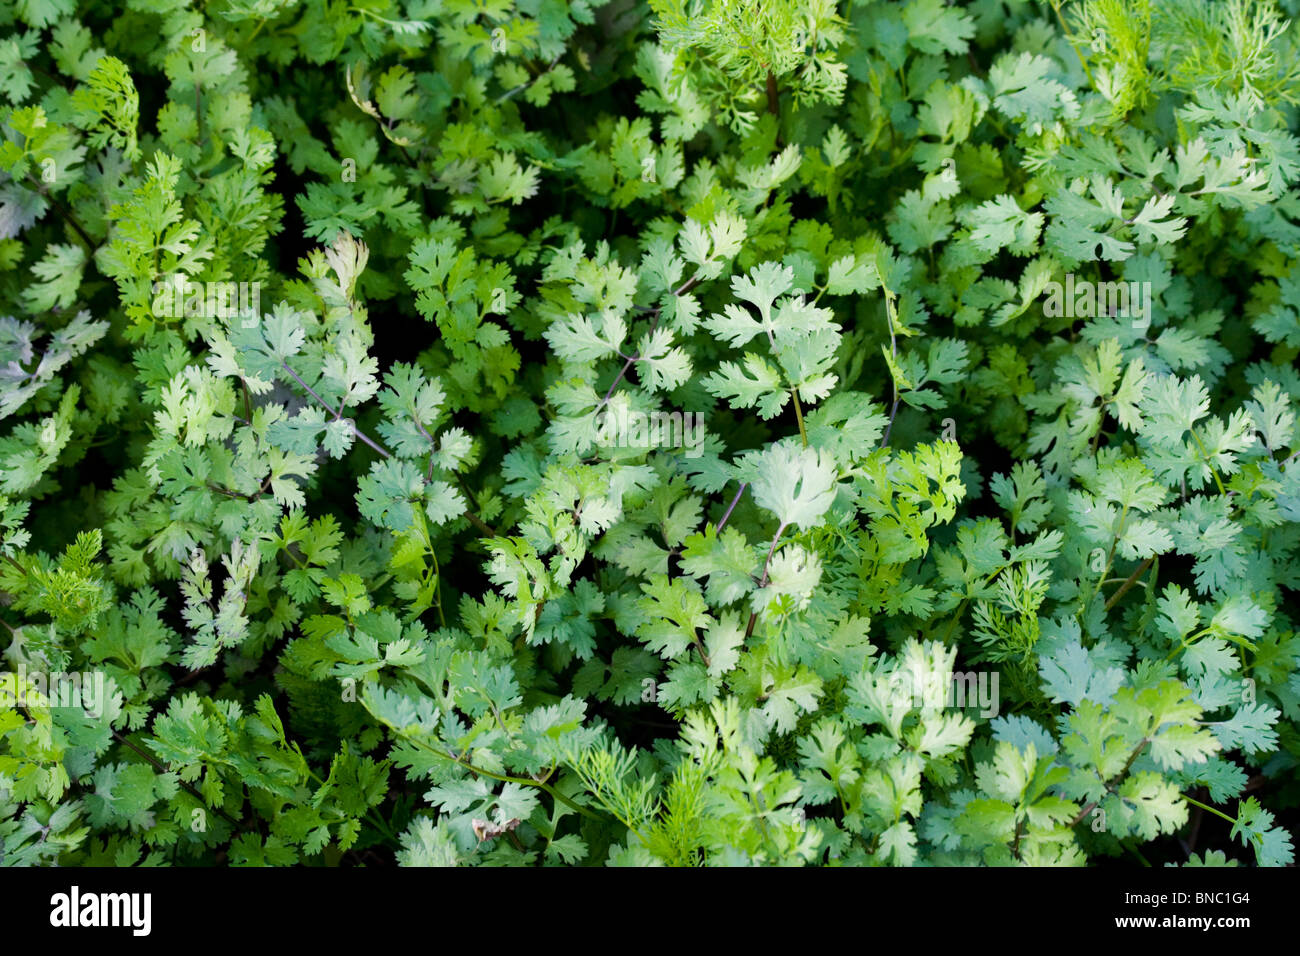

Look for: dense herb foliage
[2,0,1299,868]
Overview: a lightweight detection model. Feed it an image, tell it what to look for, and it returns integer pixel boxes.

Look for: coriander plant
[0,0,1297,868]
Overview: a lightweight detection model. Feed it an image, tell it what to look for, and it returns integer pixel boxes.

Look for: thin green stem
[242,18,267,49]
[1049,0,1096,88]
[1104,555,1155,611]
[26,175,95,251]
[1165,626,1212,662]
[113,730,245,830]
[281,360,497,537]
[744,521,788,639]
[1182,796,1238,827]
[716,482,747,532]
[385,725,604,823]
[1123,840,1152,867]
[880,285,902,448]
[791,390,808,447]
[1189,429,1228,496]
